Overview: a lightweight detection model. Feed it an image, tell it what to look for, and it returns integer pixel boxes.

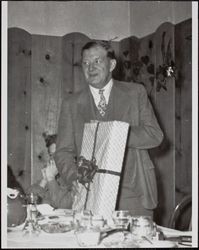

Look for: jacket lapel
[77,87,95,123]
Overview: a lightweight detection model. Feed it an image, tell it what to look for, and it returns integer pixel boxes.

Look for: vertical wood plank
[31,34,63,183]
[175,19,192,198]
[8,28,32,191]
[153,22,176,226]
[136,33,156,103]
[119,37,136,82]
[62,33,90,95]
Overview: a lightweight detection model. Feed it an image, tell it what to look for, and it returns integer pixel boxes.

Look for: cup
[130,216,156,240]
[73,210,92,228]
[112,210,130,229]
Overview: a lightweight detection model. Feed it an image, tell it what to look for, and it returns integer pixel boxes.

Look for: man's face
[82,46,116,89]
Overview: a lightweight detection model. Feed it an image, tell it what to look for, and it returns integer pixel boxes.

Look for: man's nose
[88,62,96,71]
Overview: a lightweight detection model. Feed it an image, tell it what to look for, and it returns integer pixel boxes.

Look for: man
[54,40,163,217]
[27,134,75,208]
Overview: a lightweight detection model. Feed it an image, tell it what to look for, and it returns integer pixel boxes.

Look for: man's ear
[110,59,117,72]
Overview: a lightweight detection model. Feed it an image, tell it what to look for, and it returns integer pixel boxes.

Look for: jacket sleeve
[54,98,77,186]
[128,85,164,149]
[46,180,73,209]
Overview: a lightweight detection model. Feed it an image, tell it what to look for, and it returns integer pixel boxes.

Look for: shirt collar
[89,79,113,104]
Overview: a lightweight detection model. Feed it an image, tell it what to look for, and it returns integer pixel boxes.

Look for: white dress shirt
[89,79,113,107]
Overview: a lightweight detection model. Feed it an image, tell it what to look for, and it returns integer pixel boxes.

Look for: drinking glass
[73,210,92,228]
[130,216,156,240]
[112,210,130,229]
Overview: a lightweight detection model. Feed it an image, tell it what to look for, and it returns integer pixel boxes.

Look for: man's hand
[39,169,48,188]
[71,180,79,196]
[44,160,58,182]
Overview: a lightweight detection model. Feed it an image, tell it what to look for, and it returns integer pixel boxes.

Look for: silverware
[101,228,129,240]
[141,236,154,245]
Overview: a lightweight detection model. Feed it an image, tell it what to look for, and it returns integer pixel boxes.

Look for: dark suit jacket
[54,80,164,210]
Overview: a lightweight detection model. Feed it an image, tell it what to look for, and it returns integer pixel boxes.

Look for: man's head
[81,40,117,89]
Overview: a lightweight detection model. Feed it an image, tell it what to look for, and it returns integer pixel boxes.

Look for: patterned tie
[98,89,107,116]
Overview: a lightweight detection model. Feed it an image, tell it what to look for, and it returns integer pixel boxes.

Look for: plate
[37,204,73,217]
[40,222,73,233]
[38,215,73,225]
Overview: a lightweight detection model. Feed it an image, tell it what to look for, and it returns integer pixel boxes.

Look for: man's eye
[95,59,101,64]
[83,61,89,66]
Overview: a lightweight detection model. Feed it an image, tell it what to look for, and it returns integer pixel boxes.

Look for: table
[6,206,193,248]
[6,223,192,248]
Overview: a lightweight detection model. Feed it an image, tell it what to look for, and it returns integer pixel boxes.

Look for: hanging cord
[91,122,100,162]
[84,121,100,210]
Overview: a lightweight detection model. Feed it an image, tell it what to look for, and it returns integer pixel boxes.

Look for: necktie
[98,89,107,116]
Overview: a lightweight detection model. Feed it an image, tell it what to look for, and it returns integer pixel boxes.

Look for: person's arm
[44,161,74,209]
[128,85,164,149]
[54,98,77,185]
[26,180,47,199]
[46,180,73,209]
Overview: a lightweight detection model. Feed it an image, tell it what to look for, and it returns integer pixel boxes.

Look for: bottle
[22,193,40,236]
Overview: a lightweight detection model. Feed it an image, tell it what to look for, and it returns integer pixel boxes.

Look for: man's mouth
[89,73,98,77]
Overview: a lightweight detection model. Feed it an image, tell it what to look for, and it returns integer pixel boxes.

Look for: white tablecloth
[5,206,193,248]
[6,223,193,248]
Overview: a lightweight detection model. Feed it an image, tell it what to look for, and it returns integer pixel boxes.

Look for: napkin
[37,204,54,215]
[72,121,129,219]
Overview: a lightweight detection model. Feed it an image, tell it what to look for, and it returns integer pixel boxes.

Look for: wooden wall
[117,20,192,226]
[118,23,176,226]
[8,19,192,226]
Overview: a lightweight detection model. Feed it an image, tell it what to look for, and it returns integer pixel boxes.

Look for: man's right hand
[44,160,58,182]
